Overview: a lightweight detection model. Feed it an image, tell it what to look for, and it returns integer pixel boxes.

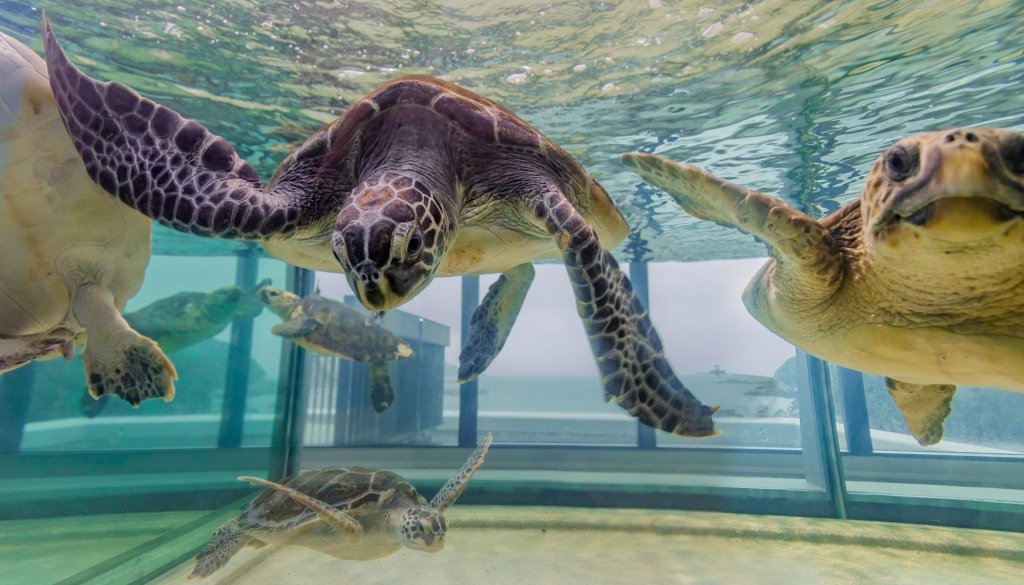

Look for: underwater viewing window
[2,0,1023,583]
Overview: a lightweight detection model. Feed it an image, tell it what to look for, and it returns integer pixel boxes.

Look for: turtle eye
[884,145,917,182]
[999,134,1024,175]
[407,232,423,258]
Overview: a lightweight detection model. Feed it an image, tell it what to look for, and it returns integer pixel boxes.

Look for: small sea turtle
[623,128,1024,445]
[259,285,413,412]
[0,30,176,406]
[190,432,493,578]
[79,279,269,416]
[42,19,717,437]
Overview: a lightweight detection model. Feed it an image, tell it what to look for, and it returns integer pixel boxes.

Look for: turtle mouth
[874,196,1024,243]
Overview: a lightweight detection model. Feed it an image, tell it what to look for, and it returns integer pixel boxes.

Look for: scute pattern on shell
[245,467,418,529]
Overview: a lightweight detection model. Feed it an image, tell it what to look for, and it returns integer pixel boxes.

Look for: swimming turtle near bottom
[190,432,493,578]
[622,128,1024,445]
[0,30,176,406]
[43,17,717,436]
[79,279,270,417]
[259,285,413,412]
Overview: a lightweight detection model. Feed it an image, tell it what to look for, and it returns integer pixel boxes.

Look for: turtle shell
[243,467,422,529]
[292,297,411,362]
[265,75,628,273]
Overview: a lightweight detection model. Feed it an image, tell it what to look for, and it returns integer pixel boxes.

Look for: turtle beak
[351,261,407,311]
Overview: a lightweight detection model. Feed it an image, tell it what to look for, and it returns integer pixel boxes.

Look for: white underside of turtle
[0,31,177,407]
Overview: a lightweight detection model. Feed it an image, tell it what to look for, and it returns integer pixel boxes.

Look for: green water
[2,0,1021,260]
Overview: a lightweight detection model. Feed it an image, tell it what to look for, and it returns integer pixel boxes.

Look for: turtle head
[258,285,300,318]
[333,175,451,312]
[394,506,446,553]
[863,128,1024,255]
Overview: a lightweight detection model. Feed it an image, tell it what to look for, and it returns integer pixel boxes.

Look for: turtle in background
[0,30,176,407]
[259,285,412,412]
[623,127,1024,446]
[79,279,270,417]
[42,17,718,437]
[190,432,493,578]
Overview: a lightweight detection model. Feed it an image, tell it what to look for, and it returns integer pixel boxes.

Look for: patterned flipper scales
[458,263,535,383]
[189,518,251,579]
[42,17,303,239]
[536,187,717,437]
[430,432,492,512]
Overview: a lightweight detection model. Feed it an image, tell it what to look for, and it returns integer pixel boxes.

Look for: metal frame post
[835,366,873,455]
[218,246,259,448]
[0,365,35,454]
[269,266,315,479]
[458,275,480,447]
[795,350,847,518]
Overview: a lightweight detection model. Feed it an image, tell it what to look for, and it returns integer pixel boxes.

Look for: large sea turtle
[622,128,1024,445]
[42,19,717,437]
[0,30,176,406]
[190,432,493,578]
[79,279,269,416]
[259,285,413,412]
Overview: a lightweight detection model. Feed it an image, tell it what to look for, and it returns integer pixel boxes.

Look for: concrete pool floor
[148,506,1024,585]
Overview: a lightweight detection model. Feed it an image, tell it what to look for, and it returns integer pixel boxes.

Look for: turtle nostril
[965,131,979,143]
[944,132,957,143]
[359,272,369,284]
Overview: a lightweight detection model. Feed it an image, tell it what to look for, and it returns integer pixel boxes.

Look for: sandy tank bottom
[146,506,1024,585]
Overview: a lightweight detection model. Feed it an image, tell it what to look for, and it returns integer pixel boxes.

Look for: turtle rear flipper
[75,285,177,406]
[621,153,843,295]
[886,378,957,446]
[533,186,717,437]
[458,263,534,383]
[190,518,250,579]
[369,361,396,412]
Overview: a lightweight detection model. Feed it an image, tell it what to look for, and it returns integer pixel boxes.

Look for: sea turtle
[259,285,413,412]
[79,279,270,416]
[42,18,718,437]
[0,30,176,406]
[622,127,1024,445]
[190,432,493,578]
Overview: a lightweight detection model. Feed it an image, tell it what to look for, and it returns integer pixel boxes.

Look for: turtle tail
[189,518,250,579]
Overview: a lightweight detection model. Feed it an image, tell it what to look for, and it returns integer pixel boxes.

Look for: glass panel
[649,259,803,451]
[830,366,1024,528]
[302,272,454,446]
[3,255,288,452]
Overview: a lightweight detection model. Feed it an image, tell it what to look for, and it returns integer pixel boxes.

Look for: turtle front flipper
[42,18,301,240]
[430,432,492,512]
[74,285,177,406]
[621,153,843,296]
[271,317,323,339]
[190,517,251,579]
[369,361,396,412]
[885,378,957,446]
[458,264,535,383]
[238,476,366,540]
[533,188,717,437]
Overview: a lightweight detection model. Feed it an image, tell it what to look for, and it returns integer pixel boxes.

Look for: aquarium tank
[1,1,1023,584]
